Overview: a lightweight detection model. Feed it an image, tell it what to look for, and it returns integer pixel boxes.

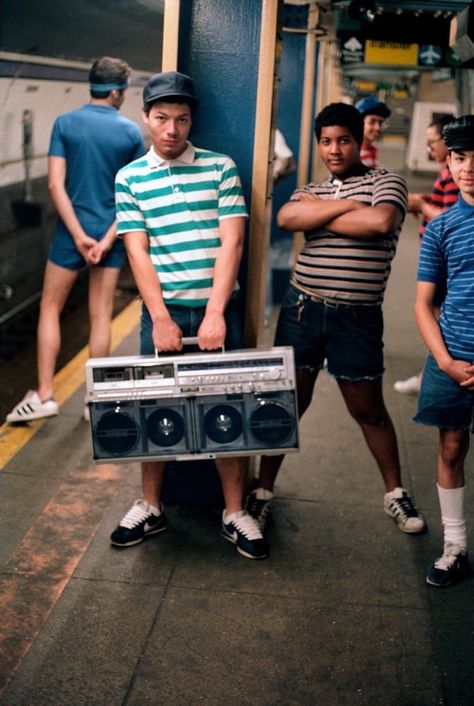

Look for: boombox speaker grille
[146,408,185,447]
[249,401,295,445]
[95,410,140,455]
[204,404,243,444]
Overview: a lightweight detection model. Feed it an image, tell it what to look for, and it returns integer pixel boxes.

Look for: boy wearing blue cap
[355,97,391,168]
[414,115,474,587]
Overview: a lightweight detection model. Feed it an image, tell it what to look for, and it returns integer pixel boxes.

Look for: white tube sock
[437,484,467,551]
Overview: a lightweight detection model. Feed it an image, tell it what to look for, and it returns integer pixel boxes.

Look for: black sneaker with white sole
[111,499,167,547]
[221,510,269,560]
[426,544,469,587]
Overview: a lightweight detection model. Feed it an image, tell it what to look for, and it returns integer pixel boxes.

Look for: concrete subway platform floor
[0,144,473,705]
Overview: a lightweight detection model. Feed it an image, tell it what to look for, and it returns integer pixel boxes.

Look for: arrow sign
[344,36,363,52]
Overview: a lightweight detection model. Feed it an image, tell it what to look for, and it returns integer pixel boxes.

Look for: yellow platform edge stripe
[0,298,141,470]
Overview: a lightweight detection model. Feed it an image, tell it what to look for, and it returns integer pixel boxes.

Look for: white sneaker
[83,395,90,422]
[384,487,425,533]
[393,375,421,395]
[6,391,59,423]
[221,509,269,559]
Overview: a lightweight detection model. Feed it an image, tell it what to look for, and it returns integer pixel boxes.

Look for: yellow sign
[356,80,377,91]
[393,89,409,99]
[365,40,418,66]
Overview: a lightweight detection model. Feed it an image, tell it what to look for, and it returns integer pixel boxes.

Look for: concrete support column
[162,0,281,347]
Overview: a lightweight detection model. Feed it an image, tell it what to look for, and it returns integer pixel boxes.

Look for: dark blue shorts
[140,294,243,355]
[48,220,125,270]
[414,353,474,431]
[274,284,384,381]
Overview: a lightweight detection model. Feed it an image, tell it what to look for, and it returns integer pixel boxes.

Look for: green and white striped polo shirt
[115,143,248,307]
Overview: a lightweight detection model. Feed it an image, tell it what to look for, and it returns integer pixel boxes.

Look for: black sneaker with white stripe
[111,499,167,547]
[221,510,269,559]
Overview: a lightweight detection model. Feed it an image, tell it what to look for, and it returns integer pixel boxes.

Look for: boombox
[85,345,299,463]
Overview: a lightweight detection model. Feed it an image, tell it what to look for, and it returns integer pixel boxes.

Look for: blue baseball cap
[355,97,391,119]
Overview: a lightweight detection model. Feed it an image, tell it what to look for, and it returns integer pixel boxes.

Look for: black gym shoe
[426,543,469,587]
[384,487,425,533]
[110,499,167,547]
[221,510,269,560]
[245,488,273,530]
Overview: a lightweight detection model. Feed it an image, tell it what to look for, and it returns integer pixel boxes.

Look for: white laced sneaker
[222,509,269,559]
[384,487,425,533]
[110,499,167,547]
[393,375,421,395]
[6,391,59,423]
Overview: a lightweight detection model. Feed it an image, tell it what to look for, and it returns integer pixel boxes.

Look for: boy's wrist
[437,354,454,373]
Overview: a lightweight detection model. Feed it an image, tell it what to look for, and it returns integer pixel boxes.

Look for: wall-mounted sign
[432,68,454,82]
[365,41,418,66]
[341,36,364,64]
[419,45,443,66]
[446,47,465,67]
[339,32,473,69]
[356,80,377,91]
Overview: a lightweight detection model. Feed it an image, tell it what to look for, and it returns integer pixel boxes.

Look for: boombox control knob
[259,368,281,381]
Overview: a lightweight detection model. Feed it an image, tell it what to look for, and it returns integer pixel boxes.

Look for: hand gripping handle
[154,336,225,358]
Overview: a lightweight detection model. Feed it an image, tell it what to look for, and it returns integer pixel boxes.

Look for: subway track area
[0,266,138,423]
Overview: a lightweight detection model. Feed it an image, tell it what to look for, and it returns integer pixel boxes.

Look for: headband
[89,81,128,92]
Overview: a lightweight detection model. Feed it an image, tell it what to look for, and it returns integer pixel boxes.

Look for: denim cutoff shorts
[274,283,384,381]
[414,353,474,432]
[48,220,125,270]
[140,294,243,355]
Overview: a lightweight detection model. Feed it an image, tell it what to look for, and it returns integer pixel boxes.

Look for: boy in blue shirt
[414,115,474,586]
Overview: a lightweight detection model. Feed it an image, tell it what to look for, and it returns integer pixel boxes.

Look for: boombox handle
[154,336,225,358]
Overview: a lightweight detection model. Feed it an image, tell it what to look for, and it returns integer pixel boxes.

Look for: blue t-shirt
[49,104,145,236]
[417,195,474,360]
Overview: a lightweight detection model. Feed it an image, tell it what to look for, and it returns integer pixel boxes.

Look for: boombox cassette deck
[86,346,299,463]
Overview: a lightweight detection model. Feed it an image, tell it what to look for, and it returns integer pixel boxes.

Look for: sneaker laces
[247,494,271,522]
[119,500,156,529]
[231,512,263,541]
[434,544,464,571]
[390,494,419,520]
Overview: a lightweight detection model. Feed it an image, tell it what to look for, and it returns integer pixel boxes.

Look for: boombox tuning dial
[258,368,281,381]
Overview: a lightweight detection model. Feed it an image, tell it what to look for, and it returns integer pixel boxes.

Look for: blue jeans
[274,284,384,381]
[414,353,474,431]
[140,294,243,355]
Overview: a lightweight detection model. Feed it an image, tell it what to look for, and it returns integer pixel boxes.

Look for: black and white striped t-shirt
[292,167,408,305]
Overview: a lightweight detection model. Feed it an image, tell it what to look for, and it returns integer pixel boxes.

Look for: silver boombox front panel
[85,346,299,463]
